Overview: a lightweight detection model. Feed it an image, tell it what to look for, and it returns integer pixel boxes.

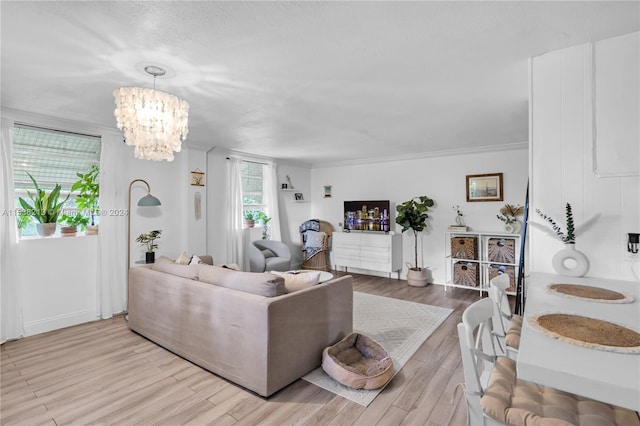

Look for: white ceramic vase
[552,243,589,277]
[504,220,521,234]
[36,222,56,237]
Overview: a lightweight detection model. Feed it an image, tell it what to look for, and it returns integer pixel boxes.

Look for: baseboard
[24,308,98,337]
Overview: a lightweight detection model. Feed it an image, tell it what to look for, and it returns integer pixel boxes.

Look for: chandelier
[113,66,189,161]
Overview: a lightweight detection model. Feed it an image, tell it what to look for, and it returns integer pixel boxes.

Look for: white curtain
[96,133,127,318]
[264,162,282,241]
[225,156,244,269]
[1,117,24,343]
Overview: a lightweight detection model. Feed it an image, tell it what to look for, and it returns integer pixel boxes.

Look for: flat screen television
[344,200,391,232]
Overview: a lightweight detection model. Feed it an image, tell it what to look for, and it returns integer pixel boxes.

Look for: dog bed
[321,332,394,390]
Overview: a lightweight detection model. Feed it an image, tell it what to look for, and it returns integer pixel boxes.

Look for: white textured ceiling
[2,1,638,166]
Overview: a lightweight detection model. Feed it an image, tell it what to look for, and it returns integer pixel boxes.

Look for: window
[12,124,101,236]
[241,160,265,215]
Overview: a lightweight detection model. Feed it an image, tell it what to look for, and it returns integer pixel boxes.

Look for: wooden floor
[1,273,481,426]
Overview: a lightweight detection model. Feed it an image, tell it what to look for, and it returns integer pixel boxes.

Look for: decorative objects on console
[114,65,189,161]
[496,203,524,233]
[395,195,435,286]
[536,203,589,277]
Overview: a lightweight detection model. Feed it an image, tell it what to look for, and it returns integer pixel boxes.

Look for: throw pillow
[271,270,321,293]
[199,265,285,297]
[189,255,203,265]
[261,248,276,258]
[175,251,190,265]
[153,256,200,280]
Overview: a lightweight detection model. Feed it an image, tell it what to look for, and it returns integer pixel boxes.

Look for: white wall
[530,32,640,281]
[310,148,529,283]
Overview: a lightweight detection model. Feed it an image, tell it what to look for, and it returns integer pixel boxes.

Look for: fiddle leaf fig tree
[396,195,435,271]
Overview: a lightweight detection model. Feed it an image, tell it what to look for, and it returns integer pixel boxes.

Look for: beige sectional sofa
[128,262,353,397]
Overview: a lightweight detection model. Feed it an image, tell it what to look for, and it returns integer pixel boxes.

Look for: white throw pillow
[175,251,190,265]
[271,270,321,293]
[189,255,203,265]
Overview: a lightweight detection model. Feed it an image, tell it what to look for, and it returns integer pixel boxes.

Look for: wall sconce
[628,233,639,254]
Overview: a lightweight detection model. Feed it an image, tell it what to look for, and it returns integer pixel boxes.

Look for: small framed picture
[323,185,332,198]
[295,193,304,201]
[190,171,205,186]
[466,173,503,202]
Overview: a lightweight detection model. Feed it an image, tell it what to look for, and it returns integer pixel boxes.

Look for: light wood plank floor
[1,273,481,426]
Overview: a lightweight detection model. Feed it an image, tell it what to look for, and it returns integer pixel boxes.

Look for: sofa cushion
[152,256,200,280]
[199,265,285,297]
[270,270,321,293]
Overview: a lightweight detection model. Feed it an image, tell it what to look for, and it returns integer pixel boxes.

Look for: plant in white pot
[396,195,435,287]
[18,173,69,237]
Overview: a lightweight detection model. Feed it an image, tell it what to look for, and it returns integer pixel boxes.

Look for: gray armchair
[249,240,292,272]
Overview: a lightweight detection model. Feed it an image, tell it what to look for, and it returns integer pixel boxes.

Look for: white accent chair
[457,298,640,426]
[488,274,522,360]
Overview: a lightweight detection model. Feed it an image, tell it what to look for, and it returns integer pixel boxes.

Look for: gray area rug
[302,291,453,406]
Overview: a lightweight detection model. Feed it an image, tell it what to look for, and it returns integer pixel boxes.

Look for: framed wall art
[466,173,503,202]
[190,170,205,186]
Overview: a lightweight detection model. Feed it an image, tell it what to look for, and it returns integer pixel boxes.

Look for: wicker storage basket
[487,237,516,263]
[488,265,516,292]
[453,261,479,287]
[451,236,478,260]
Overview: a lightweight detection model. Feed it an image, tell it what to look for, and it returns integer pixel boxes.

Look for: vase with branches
[536,203,575,243]
[497,203,524,233]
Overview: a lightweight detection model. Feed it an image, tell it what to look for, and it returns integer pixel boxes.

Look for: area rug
[302,291,453,406]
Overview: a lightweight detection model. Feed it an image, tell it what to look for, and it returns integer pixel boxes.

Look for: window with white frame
[241,160,266,222]
[12,123,101,237]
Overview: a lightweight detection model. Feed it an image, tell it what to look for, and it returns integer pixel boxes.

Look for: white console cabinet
[332,232,402,278]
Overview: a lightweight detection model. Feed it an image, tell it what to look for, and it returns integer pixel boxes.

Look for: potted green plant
[16,211,31,237]
[243,211,255,228]
[18,172,69,237]
[255,211,271,239]
[136,230,162,263]
[396,195,435,287]
[72,164,99,235]
[59,212,90,237]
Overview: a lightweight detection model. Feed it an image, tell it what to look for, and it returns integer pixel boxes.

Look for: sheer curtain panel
[96,133,127,318]
[264,162,282,241]
[1,117,24,343]
[225,156,245,269]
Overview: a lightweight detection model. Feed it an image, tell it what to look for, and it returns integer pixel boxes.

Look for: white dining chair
[457,298,640,426]
[458,299,640,426]
[488,273,521,360]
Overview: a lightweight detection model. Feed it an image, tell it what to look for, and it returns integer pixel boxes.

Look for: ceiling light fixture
[113,65,189,161]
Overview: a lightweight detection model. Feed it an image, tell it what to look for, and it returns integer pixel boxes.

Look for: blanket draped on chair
[300,219,324,260]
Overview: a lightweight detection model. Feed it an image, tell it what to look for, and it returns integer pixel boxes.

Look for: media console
[332,232,402,279]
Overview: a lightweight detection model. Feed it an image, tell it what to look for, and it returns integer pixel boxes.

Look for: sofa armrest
[262,275,353,395]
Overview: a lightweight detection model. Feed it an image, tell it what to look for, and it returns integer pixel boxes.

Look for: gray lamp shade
[137,194,161,206]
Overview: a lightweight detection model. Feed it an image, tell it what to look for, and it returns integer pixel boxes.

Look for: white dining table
[517,272,640,412]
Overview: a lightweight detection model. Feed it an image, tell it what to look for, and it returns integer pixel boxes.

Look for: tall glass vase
[552,243,589,277]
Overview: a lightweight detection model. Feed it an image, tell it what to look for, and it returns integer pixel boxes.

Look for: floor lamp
[126,179,161,319]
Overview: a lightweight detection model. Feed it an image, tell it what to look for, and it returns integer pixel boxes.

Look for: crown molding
[311,141,529,169]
